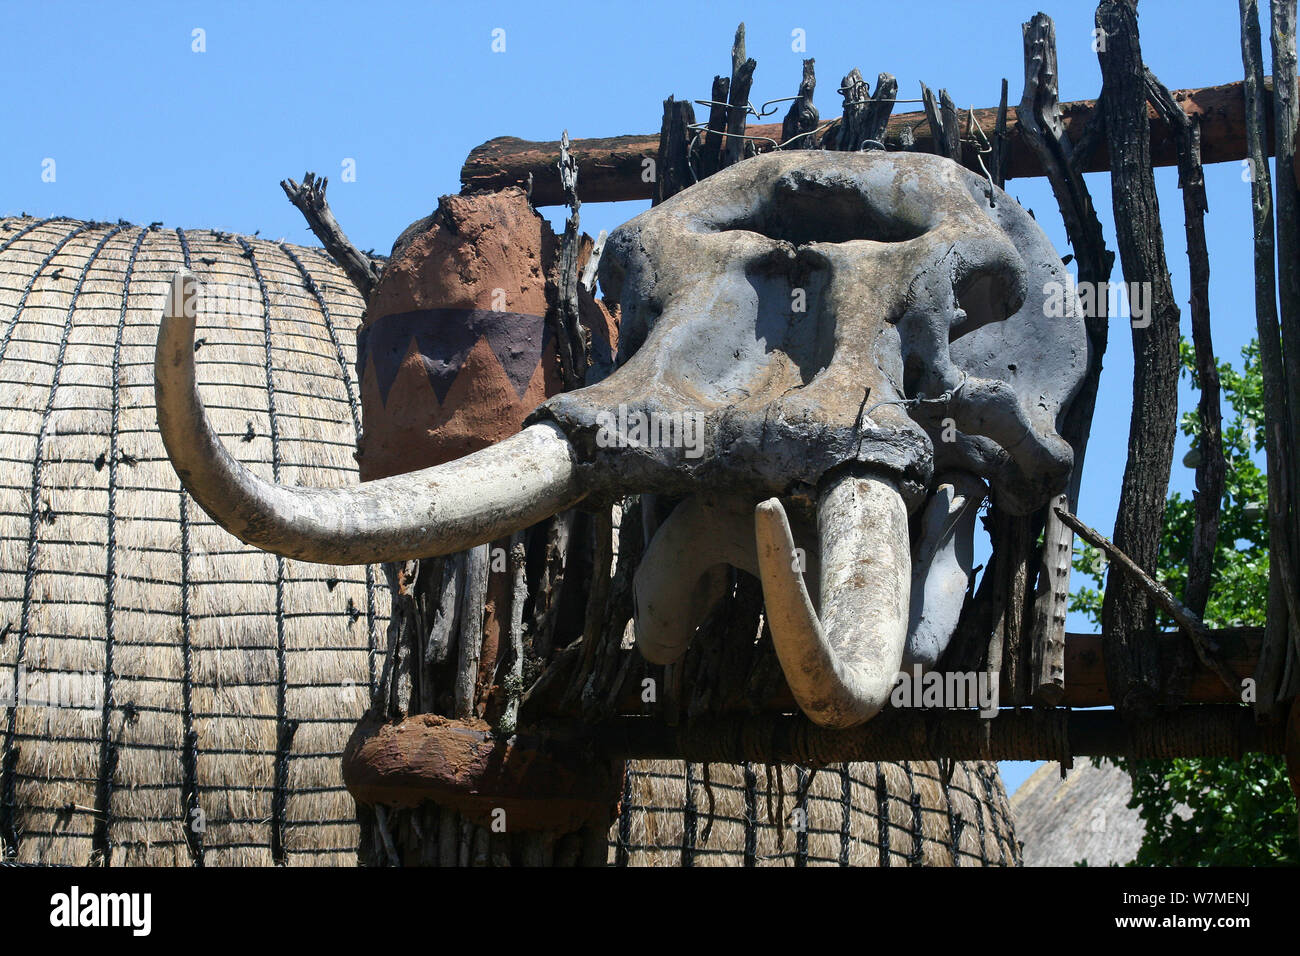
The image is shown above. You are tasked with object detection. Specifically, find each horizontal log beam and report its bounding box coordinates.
[590,628,1260,716]
[1061,628,1257,706]
[349,704,1282,806]
[462,78,1285,206]
[595,705,1284,764]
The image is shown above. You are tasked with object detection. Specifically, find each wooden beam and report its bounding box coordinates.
[346,703,1285,811]
[584,628,1260,716]
[461,77,1287,206]
[595,705,1284,763]
[1061,629,1257,707]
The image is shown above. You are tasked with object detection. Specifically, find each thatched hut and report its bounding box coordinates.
[0,215,1019,866]
[0,215,381,865]
[1011,759,1146,867]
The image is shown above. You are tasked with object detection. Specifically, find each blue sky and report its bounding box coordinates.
[3,1,1277,795]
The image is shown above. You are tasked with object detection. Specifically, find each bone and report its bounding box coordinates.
[155,270,586,564]
[551,150,1084,516]
[633,497,758,664]
[755,472,912,729]
[904,473,986,670]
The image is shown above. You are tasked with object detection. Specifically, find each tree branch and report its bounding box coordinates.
[1055,507,1238,694]
[554,131,589,389]
[280,172,381,300]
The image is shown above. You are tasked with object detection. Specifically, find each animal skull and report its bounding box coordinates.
[154,151,1086,729]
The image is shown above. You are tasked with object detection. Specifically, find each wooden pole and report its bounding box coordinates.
[1015,12,1116,706]
[1096,0,1183,721]
[991,78,1010,188]
[654,97,696,205]
[779,59,819,149]
[697,75,730,179]
[722,24,757,169]
[1271,0,1300,702]
[554,131,589,389]
[1241,0,1299,719]
[1144,70,1225,625]
[461,78,1289,205]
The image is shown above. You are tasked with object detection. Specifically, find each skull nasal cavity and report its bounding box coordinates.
[721,178,929,246]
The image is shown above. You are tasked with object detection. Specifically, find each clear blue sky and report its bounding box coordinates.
[3,0,1277,795]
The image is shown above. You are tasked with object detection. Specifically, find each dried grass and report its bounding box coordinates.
[0,218,383,866]
[616,759,1019,866]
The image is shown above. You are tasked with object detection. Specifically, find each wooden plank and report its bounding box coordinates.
[461,77,1287,205]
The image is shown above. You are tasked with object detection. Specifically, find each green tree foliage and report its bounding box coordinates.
[1071,339,1269,630]
[1070,339,1297,866]
[1118,754,1297,865]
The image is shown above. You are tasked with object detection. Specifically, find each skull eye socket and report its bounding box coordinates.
[902,353,926,401]
[709,172,930,246]
[951,273,1010,340]
[902,268,1023,400]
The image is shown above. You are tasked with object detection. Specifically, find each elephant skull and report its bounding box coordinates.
[154,151,1086,729]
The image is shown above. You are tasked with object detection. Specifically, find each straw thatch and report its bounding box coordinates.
[616,759,1017,866]
[0,216,383,865]
[1010,759,1147,866]
[0,216,1020,866]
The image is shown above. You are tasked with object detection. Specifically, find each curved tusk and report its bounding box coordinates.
[633,497,759,665]
[904,473,985,670]
[755,472,911,729]
[155,270,586,565]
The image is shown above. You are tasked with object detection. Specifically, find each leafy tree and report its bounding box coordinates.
[1069,338,1297,866]
[1118,753,1296,865]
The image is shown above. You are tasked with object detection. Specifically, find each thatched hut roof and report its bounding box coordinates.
[619,758,1018,866]
[1010,758,1146,866]
[0,216,384,865]
[0,215,1019,866]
